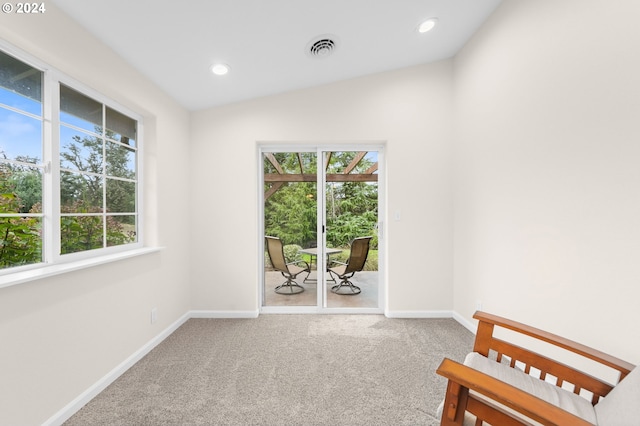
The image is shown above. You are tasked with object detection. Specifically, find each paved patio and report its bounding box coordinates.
[263,270,379,308]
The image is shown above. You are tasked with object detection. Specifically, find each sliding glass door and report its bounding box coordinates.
[263,151,318,307]
[261,146,382,312]
[323,151,379,309]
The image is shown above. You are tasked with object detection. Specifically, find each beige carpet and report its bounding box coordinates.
[65,315,474,426]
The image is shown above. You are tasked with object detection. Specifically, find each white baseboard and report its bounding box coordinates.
[43,312,190,426]
[385,310,453,318]
[452,310,477,333]
[190,309,259,318]
[384,309,477,335]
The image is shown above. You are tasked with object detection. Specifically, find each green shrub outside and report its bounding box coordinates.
[268,245,378,272]
[329,249,378,271]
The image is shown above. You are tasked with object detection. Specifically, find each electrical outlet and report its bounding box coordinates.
[151,308,158,324]
[475,300,483,311]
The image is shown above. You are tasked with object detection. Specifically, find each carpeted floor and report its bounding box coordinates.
[65,315,474,426]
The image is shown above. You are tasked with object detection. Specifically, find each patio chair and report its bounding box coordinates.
[265,236,311,294]
[328,236,372,295]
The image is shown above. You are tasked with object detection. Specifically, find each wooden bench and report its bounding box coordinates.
[436,311,636,425]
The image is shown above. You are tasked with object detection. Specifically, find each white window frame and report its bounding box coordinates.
[0,41,155,289]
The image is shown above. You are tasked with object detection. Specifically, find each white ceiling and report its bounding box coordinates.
[51,0,502,111]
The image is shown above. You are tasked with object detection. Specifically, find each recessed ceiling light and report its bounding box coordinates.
[418,18,438,33]
[211,63,230,76]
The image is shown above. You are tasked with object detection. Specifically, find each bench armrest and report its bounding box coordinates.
[473,311,635,376]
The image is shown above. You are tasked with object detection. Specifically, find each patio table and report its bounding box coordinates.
[298,247,342,283]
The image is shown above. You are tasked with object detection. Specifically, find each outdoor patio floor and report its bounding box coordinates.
[263,270,379,308]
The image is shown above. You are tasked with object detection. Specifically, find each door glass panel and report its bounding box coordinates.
[325,151,379,308]
[263,152,317,307]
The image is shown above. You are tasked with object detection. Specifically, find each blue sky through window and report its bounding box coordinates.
[365,151,378,173]
[0,89,42,162]
[0,87,41,115]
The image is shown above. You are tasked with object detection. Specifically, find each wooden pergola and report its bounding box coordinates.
[264,152,378,200]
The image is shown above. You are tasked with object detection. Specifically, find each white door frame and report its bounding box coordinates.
[258,142,386,314]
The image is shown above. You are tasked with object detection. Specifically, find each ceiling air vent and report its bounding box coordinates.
[306,35,338,58]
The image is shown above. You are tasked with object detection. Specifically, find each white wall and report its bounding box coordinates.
[189,62,455,315]
[453,0,640,363]
[4,0,640,423]
[0,5,191,425]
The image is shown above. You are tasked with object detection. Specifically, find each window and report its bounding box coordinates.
[59,85,138,254]
[0,47,142,274]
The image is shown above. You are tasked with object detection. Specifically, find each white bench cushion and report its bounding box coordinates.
[437,352,597,425]
[595,366,640,426]
[463,352,597,424]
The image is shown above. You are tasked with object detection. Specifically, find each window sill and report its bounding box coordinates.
[0,247,163,290]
